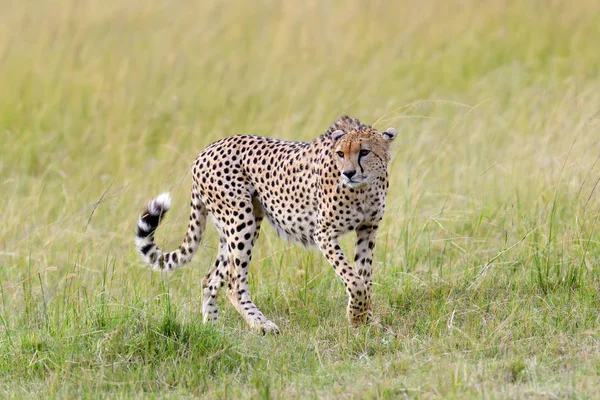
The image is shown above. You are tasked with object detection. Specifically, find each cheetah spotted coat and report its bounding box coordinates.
[135,116,397,333]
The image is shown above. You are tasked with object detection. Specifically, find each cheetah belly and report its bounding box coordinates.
[254,197,317,247]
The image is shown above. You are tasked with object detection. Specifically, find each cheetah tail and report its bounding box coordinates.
[135,191,207,272]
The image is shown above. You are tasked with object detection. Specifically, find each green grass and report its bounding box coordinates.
[1,0,600,398]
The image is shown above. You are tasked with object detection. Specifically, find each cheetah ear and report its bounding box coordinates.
[381,127,397,141]
[331,129,346,142]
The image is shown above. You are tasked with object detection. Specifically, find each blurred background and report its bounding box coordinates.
[1,0,600,397]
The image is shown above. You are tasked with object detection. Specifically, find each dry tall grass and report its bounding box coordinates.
[1,0,600,397]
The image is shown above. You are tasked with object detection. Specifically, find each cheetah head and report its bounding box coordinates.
[331,127,397,189]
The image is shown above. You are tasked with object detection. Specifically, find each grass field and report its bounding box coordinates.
[2,0,600,398]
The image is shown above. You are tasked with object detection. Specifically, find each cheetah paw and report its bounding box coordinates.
[367,315,383,330]
[249,318,280,335]
[347,308,368,327]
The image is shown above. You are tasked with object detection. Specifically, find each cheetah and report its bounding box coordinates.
[135,116,397,334]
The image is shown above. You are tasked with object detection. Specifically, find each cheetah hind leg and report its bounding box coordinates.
[224,210,279,334]
[201,237,228,324]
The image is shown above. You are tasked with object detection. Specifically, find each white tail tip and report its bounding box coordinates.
[150,192,171,213]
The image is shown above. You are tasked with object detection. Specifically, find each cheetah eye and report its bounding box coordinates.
[359,149,370,157]
[336,151,344,158]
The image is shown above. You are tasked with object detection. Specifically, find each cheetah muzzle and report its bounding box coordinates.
[135,115,398,334]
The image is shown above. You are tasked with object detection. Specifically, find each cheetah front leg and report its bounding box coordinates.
[355,224,379,323]
[315,231,369,326]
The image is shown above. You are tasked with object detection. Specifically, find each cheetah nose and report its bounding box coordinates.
[343,170,356,179]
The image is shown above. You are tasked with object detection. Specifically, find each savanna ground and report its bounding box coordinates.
[1,0,600,398]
